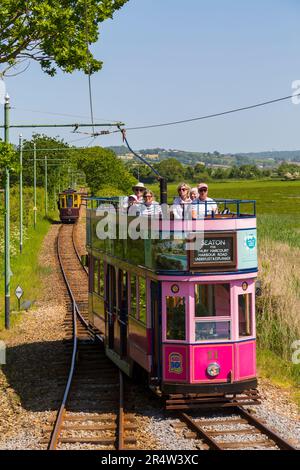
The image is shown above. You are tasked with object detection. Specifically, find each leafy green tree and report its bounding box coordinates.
[75,146,135,195]
[228,165,241,179]
[157,158,184,182]
[21,134,75,190]
[0,0,128,75]
[0,140,18,187]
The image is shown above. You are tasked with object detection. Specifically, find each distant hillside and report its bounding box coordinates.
[106,146,300,167]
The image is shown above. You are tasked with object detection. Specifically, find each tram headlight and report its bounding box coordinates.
[207,362,220,377]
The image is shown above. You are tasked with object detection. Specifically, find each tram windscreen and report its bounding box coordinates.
[195,321,230,341]
[67,195,73,207]
[195,284,230,317]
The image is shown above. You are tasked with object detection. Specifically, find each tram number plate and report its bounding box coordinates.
[188,232,237,269]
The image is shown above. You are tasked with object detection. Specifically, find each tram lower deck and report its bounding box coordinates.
[86,198,258,397]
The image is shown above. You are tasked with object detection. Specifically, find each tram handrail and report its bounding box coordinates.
[86,197,256,218]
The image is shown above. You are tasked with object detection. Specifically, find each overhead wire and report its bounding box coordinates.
[125,92,300,131]
[12,106,121,123]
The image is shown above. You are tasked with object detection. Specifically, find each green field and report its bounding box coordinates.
[148,179,300,214]
[147,179,300,248]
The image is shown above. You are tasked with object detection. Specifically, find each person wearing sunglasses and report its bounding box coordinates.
[122,182,146,211]
[192,182,218,217]
[140,190,162,217]
[172,183,191,219]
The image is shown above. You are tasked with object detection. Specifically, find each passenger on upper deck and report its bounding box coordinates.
[190,187,198,201]
[140,190,162,217]
[172,183,191,219]
[127,194,139,216]
[192,182,218,217]
[122,182,146,211]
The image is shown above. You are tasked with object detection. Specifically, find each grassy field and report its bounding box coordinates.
[148,178,300,214]
[148,179,300,246]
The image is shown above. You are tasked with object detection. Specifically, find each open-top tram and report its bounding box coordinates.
[86,198,259,407]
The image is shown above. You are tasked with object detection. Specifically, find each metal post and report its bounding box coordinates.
[44,155,48,216]
[19,134,23,253]
[58,168,61,193]
[53,185,57,211]
[33,143,37,228]
[4,94,10,329]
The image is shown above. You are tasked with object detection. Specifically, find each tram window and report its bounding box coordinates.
[99,259,104,297]
[238,294,252,337]
[139,278,147,324]
[60,197,66,208]
[130,274,137,318]
[195,284,230,317]
[119,270,128,311]
[67,195,73,208]
[166,296,186,341]
[93,258,99,294]
[74,194,78,207]
[195,321,230,341]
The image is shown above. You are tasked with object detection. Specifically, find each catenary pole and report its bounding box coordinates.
[33,143,37,229]
[44,155,48,216]
[4,94,10,329]
[19,134,23,253]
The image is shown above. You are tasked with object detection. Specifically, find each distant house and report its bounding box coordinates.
[118,154,134,161]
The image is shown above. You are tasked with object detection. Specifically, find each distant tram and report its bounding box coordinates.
[58,188,83,223]
[86,198,259,407]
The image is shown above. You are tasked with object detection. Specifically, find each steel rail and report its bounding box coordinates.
[237,407,298,451]
[49,224,79,450]
[72,205,104,343]
[117,371,125,450]
[179,408,298,451]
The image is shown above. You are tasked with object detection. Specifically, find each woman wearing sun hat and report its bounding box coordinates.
[132,182,146,202]
[122,182,146,211]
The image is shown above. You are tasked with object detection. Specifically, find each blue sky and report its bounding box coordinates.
[2,0,300,152]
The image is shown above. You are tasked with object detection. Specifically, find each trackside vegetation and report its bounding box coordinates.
[0,188,55,330]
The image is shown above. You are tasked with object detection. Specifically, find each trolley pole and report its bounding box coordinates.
[33,143,37,229]
[19,134,23,253]
[4,94,10,329]
[44,155,48,216]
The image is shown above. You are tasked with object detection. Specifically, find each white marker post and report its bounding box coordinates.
[15,285,23,311]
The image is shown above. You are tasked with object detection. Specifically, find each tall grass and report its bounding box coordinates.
[0,186,57,330]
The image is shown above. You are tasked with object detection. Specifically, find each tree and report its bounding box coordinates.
[75,146,135,195]
[0,0,128,76]
[21,134,75,190]
[157,158,184,182]
[0,140,18,187]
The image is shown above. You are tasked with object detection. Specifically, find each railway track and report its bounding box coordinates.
[43,217,137,450]
[172,407,297,450]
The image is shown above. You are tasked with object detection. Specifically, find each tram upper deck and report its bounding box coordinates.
[86,198,257,276]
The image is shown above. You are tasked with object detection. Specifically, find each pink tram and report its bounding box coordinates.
[86,198,258,406]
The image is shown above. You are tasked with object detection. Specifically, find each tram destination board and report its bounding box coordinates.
[188,231,237,270]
